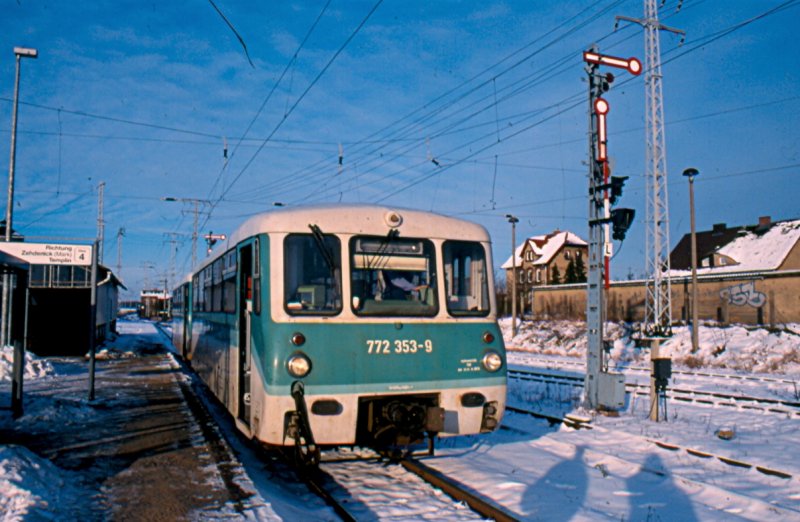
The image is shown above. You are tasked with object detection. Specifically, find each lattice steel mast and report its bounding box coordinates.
[616,0,684,337]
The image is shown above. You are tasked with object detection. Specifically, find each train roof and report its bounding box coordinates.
[195,204,491,272]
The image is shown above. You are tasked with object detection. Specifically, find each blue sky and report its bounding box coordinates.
[2,0,798,297]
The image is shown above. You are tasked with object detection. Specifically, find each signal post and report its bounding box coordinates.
[583,48,639,410]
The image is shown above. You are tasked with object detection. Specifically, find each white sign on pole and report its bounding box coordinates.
[0,242,93,266]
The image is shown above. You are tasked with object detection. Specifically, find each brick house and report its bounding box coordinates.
[669,216,800,272]
[501,230,588,288]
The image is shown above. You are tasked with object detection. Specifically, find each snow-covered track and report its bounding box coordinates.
[511,353,798,386]
[296,465,360,522]
[506,405,795,480]
[254,440,517,520]
[505,405,593,430]
[312,453,498,520]
[400,457,520,522]
[503,408,800,517]
[508,368,800,417]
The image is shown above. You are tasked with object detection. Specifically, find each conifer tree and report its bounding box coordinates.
[574,255,587,283]
[565,259,577,283]
[550,264,561,285]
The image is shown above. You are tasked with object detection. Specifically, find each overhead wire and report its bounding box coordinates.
[203,0,333,201]
[327,0,797,205]
[9,0,795,261]
[228,1,630,204]
[202,0,384,227]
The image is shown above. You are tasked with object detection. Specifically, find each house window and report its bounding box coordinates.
[527,269,533,283]
[518,270,525,284]
[526,251,534,261]
[536,269,541,283]
[565,250,571,260]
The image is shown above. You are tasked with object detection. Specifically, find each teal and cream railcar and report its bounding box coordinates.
[172,204,506,460]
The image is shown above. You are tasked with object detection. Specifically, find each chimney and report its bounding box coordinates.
[712,223,726,235]
[757,215,771,229]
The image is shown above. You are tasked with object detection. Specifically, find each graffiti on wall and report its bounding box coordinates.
[719,281,766,308]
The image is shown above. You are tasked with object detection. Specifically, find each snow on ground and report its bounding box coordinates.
[2,317,800,520]
[502,318,800,376]
[0,346,54,383]
[0,445,88,520]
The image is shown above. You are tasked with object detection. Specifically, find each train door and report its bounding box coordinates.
[182,284,190,358]
[237,243,253,425]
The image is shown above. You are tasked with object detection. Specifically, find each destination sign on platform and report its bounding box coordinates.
[0,242,93,266]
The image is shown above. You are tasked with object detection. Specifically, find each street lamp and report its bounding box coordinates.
[506,214,519,337]
[1,46,38,347]
[682,167,700,353]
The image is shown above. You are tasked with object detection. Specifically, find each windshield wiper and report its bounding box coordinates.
[367,228,399,269]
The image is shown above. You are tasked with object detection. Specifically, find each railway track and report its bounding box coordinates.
[508,368,800,417]
[501,407,800,518]
[303,451,522,521]
[509,352,798,386]
[505,405,795,480]
[400,457,519,522]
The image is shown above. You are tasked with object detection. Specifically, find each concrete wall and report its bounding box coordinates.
[531,271,800,326]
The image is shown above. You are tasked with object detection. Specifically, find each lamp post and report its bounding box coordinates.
[2,46,37,347]
[506,214,519,337]
[683,167,700,353]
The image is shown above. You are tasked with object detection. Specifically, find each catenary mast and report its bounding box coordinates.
[616,0,685,337]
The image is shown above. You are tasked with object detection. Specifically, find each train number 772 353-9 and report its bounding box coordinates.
[366,339,433,354]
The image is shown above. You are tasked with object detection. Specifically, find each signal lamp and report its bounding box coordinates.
[291,332,306,346]
[611,208,636,241]
[609,176,629,205]
[482,331,495,344]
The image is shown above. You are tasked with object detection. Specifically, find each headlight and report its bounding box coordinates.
[286,352,312,378]
[482,351,503,372]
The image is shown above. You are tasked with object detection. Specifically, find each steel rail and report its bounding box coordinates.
[505,405,794,481]
[509,352,797,385]
[508,368,800,416]
[400,458,521,522]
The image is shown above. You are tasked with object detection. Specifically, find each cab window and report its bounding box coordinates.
[284,234,342,315]
[443,241,490,316]
[350,235,437,317]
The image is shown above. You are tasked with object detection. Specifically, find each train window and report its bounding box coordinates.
[443,241,490,317]
[284,234,341,315]
[203,267,213,312]
[192,275,200,311]
[222,249,237,313]
[212,259,224,312]
[350,236,437,317]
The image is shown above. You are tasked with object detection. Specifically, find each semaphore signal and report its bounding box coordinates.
[582,51,642,76]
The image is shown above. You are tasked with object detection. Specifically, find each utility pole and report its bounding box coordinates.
[582,48,639,410]
[506,214,519,337]
[116,227,125,280]
[141,262,155,290]
[96,181,105,264]
[162,197,210,269]
[616,0,685,338]
[163,232,183,290]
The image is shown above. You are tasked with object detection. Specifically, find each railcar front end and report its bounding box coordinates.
[177,205,507,458]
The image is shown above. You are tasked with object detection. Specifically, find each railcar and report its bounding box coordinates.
[172,204,506,463]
